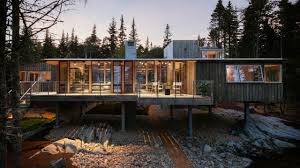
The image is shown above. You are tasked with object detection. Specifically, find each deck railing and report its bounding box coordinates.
[135,80,214,100]
[19,80,214,100]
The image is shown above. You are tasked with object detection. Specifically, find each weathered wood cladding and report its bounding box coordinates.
[196,60,284,103]
[173,40,200,58]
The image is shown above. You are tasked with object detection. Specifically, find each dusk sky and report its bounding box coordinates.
[49,0,250,46]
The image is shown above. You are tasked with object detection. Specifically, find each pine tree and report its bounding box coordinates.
[71,28,75,42]
[42,29,58,58]
[117,15,126,57]
[129,18,139,44]
[137,44,145,58]
[163,24,172,48]
[20,27,41,63]
[69,28,79,57]
[100,37,111,58]
[224,1,239,57]
[209,0,226,48]
[239,0,274,58]
[85,24,101,58]
[118,15,126,45]
[58,30,68,57]
[197,35,206,47]
[107,17,118,58]
[145,37,150,52]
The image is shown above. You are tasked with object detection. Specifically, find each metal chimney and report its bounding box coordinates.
[125,40,137,59]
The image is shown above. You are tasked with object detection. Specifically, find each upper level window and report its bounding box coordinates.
[226,65,263,82]
[202,50,224,58]
[264,64,281,82]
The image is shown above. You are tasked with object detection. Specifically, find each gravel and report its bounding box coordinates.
[71,144,173,168]
[42,123,174,168]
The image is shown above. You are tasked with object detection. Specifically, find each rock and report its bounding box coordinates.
[41,144,59,155]
[203,144,212,153]
[273,139,296,148]
[65,144,77,153]
[49,157,65,168]
[191,147,198,152]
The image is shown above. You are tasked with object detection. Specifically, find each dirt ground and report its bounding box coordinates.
[7,128,76,168]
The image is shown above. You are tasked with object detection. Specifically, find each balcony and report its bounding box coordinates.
[20,80,214,105]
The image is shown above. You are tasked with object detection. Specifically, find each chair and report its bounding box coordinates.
[152,82,163,93]
[173,82,182,95]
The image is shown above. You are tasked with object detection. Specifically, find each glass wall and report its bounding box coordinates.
[124,61,133,93]
[147,61,155,83]
[113,62,122,93]
[57,60,192,95]
[91,61,112,93]
[136,61,146,84]
[69,61,89,93]
[59,61,68,93]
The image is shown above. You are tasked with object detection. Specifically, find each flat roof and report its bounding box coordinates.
[44,58,285,61]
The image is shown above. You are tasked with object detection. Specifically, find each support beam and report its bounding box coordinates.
[244,102,250,127]
[187,106,193,137]
[170,105,174,120]
[55,102,60,128]
[125,102,136,130]
[208,106,212,115]
[121,103,125,131]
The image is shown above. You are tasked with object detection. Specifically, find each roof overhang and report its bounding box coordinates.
[44,58,286,62]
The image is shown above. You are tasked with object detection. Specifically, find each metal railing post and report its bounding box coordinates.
[100,82,102,96]
[193,81,195,99]
[30,82,32,97]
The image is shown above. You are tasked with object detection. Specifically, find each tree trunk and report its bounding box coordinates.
[0,0,8,167]
[11,0,22,167]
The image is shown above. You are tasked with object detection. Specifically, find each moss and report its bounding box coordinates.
[195,106,209,111]
[21,118,54,132]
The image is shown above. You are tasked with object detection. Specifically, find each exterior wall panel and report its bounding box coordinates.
[196,61,284,103]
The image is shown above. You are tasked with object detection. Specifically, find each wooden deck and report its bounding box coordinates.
[29,92,214,105]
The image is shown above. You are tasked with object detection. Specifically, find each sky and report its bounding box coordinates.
[48,0,249,46]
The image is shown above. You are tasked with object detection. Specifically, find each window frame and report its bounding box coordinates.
[226,64,264,83]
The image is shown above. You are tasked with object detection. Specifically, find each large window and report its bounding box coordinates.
[202,50,224,58]
[226,65,263,82]
[264,64,281,82]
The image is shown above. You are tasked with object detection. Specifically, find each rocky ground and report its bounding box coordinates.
[170,107,300,168]
[20,105,300,168]
[38,123,173,168]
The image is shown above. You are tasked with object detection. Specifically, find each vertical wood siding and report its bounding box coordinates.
[196,62,284,103]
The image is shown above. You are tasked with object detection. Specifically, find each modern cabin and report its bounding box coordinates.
[19,40,285,133]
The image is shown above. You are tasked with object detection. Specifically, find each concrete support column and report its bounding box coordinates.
[170,105,174,120]
[187,106,193,137]
[208,106,212,115]
[55,102,60,128]
[121,103,126,131]
[125,102,136,130]
[244,102,250,127]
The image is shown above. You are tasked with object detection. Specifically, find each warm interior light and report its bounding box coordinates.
[7,112,13,120]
